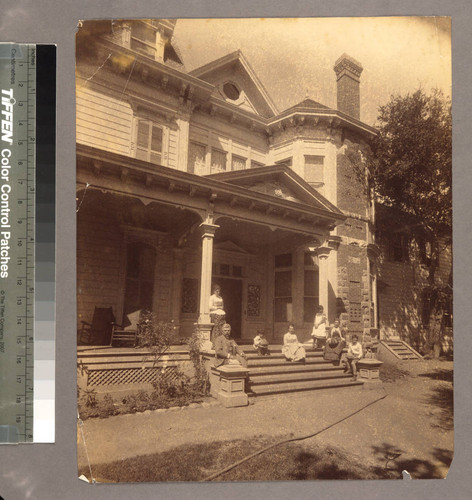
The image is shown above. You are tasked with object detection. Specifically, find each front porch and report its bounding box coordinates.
[77,145,346,347]
[77,343,364,398]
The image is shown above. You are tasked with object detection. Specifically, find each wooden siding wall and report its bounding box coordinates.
[76,84,133,156]
[77,208,123,329]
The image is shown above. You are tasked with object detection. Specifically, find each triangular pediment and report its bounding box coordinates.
[247,180,303,203]
[214,240,249,254]
[190,51,278,119]
[206,165,344,216]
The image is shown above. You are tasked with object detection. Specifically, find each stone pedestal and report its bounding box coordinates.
[211,365,250,407]
[357,358,383,389]
[195,322,214,352]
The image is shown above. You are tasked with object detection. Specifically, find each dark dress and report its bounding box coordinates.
[323,328,346,361]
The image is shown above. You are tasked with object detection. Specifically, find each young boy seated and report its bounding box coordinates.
[253,330,270,356]
[343,334,363,380]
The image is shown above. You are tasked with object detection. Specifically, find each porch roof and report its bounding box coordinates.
[77,144,346,234]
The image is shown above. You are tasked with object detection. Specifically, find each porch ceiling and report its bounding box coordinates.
[213,216,318,254]
[77,144,345,238]
[76,189,201,244]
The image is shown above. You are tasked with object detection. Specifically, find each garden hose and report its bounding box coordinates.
[201,387,388,482]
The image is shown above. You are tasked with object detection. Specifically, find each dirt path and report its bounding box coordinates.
[78,359,453,479]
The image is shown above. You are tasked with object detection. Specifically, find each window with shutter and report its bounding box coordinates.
[231,155,246,171]
[211,149,227,173]
[187,141,206,174]
[135,119,163,165]
[130,23,157,59]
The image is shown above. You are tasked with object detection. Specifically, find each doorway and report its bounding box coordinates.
[218,278,243,338]
[123,242,156,325]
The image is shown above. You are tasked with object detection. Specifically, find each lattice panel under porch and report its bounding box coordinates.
[88,366,179,387]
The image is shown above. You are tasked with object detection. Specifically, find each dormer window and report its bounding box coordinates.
[223,82,241,101]
[130,23,157,59]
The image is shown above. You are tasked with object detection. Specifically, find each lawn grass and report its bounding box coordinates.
[79,436,396,482]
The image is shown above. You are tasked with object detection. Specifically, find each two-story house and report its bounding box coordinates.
[76,19,379,346]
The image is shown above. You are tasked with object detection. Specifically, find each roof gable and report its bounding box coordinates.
[206,164,343,216]
[190,51,278,118]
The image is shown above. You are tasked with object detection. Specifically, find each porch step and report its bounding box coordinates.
[248,377,363,397]
[248,359,337,370]
[380,340,423,360]
[249,370,352,385]
[241,342,362,397]
[249,364,343,376]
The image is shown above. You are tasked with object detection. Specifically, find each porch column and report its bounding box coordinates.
[310,244,332,319]
[198,221,219,325]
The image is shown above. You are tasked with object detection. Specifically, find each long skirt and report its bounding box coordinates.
[282,343,306,362]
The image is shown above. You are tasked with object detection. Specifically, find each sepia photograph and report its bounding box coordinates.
[75,17,452,482]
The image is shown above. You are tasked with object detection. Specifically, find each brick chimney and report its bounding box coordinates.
[334,54,363,120]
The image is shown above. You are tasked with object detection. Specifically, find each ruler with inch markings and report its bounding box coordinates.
[0,43,37,443]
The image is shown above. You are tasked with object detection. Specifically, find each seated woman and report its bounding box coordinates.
[323,319,346,363]
[209,284,226,345]
[282,324,306,363]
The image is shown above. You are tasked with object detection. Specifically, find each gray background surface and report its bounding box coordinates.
[0,1,469,498]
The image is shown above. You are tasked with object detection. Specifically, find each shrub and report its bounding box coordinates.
[187,329,210,396]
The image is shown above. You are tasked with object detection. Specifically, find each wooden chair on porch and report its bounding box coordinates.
[78,307,115,345]
[110,309,141,347]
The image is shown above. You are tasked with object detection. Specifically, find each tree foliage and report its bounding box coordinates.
[370,89,451,238]
[356,89,452,355]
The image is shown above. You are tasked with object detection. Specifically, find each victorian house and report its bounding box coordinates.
[76,19,380,348]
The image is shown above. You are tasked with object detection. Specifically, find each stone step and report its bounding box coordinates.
[245,349,323,356]
[247,352,331,361]
[249,370,350,386]
[248,359,338,370]
[249,364,343,376]
[248,378,363,397]
[248,361,343,373]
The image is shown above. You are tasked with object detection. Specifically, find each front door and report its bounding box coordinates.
[219,278,243,339]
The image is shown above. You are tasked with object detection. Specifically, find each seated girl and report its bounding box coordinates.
[253,330,270,356]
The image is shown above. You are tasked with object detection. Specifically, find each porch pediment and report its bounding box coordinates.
[206,164,343,216]
[214,240,249,254]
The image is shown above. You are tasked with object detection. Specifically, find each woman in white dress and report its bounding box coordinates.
[282,324,306,362]
[209,284,226,345]
[311,305,327,349]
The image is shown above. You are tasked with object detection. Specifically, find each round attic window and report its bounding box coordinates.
[223,82,240,101]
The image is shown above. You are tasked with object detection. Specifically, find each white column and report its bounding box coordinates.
[198,222,219,324]
[312,245,332,319]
